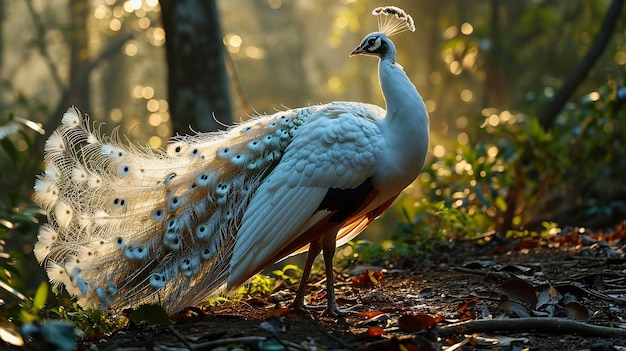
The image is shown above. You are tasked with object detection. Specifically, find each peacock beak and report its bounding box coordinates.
[350,46,367,56]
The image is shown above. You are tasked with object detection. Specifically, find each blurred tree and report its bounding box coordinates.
[160,0,232,133]
[539,0,623,130]
[68,0,90,113]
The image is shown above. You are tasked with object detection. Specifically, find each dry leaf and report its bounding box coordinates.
[499,276,538,306]
[565,301,590,321]
[398,314,443,332]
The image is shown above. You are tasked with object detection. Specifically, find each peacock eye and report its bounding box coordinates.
[368,38,377,45]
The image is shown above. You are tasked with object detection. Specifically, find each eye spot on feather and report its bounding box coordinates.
[132,245,147,259]
[201,245,216,260]
[118,165,131,177]
[115,237,125,249]
[163,231,181,250]
[168,195,186,211]
[190,149,199,157]
[197,172,216,187]
[216,182,230,195]
[113,198,127,208]
[217,147,232,159]
[165,173,176,184]
[150,273,166,288]
[196,224,208,239]
[247,159,258,170]
[151,209,164,220]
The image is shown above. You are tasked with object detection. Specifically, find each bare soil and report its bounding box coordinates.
[77,228,626,351]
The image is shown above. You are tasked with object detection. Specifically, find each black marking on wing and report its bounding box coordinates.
[317,177,374,222]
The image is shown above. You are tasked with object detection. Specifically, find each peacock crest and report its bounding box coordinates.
[373,6,415,37]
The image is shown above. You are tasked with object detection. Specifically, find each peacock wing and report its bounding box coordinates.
[228,104,384,287]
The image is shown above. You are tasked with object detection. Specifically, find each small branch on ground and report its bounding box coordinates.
[436,317,626,338]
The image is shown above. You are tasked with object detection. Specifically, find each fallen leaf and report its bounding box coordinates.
[246,297,268,306]
[266,307,290,318]
[499,299,531,318]
[565,301,590,321]
[608,225,626,241]
[398,314,443,332]
[352,269,384,286]
[536,285,560,310]
[456,296,479,320]
[499,276,538,306]
[365,327,386,337]
[516,239,538,250]
[456,296,479,313]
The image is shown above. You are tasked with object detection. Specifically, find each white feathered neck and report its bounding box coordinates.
[373,34,430,197]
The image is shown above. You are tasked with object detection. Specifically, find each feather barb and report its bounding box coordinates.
[373,6,415,37]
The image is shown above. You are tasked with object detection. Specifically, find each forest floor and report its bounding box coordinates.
[76,226,626,351]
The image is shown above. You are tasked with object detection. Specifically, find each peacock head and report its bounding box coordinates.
[350,6,415,60]
[350,33,395,59]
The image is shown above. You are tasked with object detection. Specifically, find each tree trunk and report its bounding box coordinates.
[538,0,624,131]
[483,0,506,108]
[160,0,232,133]
[67,0,90,112]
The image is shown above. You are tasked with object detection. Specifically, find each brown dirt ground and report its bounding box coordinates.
[76,229,626,351]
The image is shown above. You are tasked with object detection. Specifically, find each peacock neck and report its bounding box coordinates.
[375,53,430,188]
[378,56,429,139]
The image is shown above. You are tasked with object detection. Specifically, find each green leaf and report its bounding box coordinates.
[495,196,508,212]
[19,309,38,324]
[32,281,48,311]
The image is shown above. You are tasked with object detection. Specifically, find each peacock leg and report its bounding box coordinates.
[289,240,321,313]
[322,231,341,317]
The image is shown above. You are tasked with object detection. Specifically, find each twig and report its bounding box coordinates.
[167,325,194,351]
[451,266,510,280]
[435,317,626,338]
[309,313,359,351]
[445,336,472,351]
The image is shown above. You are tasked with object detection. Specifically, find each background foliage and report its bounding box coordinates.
[0,0,624,345]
